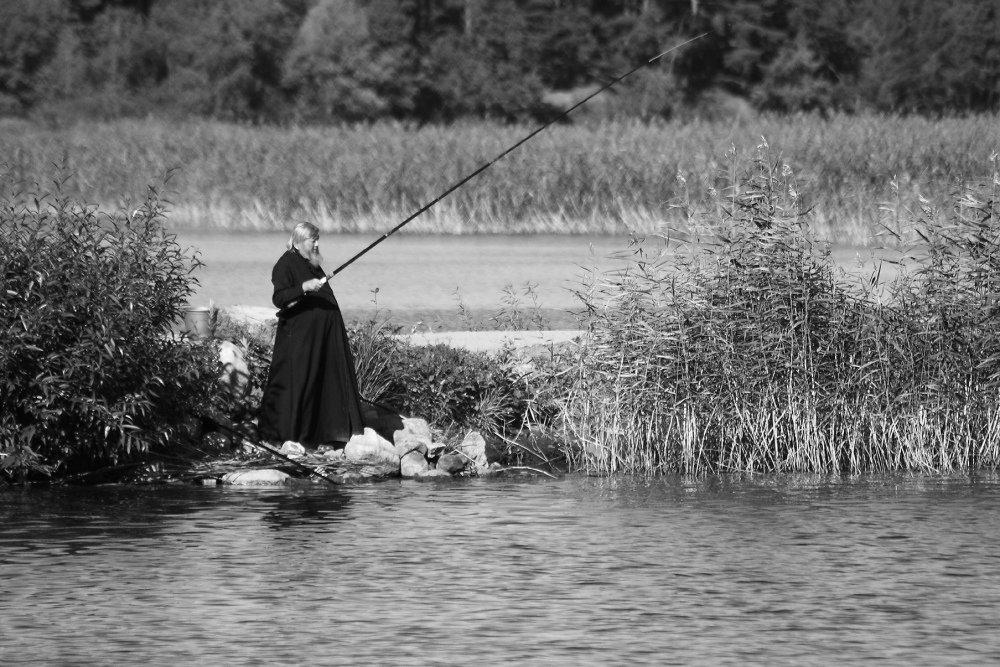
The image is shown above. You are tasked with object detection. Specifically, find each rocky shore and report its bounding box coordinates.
[192,418,561,486]
[187,307,574,486]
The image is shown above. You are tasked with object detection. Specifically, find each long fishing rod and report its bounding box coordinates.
[322,30,712,282]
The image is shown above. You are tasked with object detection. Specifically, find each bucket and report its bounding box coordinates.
[181,307,213,339]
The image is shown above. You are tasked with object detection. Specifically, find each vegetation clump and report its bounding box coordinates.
[8,143,1000,483]
[563,145,1000,474]
[3,115,998,244]
[0,173,218,482]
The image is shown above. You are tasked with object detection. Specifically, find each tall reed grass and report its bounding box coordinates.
[2,114,997,243]
[560,143,1000,474]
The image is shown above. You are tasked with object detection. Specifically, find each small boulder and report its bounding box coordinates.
[394,431,430,458]
[346,428,398,465]
[436,453,466,474]
[218,340,250,398]
[401,417,433,440]
[414,468,453,480]
[320,448,345,461]
[400,450,431,477]
[358,460,401,479]
[393,418,434,457]
[459,431,488,467]
[280,441,306,457]
[222,469,291,486]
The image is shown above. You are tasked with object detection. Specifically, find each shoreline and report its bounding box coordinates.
[222,305,585,352]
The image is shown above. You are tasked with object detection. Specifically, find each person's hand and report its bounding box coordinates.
[302,278,325,293]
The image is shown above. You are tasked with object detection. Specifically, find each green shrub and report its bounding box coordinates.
[383,343,528,438]
[0,173,218,481]
[347,314,403,405]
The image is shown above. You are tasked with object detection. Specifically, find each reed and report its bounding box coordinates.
[1,114,997,243]
[561,144,1000,474]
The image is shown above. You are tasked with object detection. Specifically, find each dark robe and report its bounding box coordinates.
[258,249,365,447]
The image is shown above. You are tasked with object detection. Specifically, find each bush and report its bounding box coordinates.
[382,343,528,439]
[0,172,218,481]
[566,143,1000,474]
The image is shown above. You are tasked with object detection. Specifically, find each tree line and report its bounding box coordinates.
[1,0,997,124]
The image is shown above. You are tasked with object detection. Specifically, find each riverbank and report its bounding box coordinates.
[223,305,585,352]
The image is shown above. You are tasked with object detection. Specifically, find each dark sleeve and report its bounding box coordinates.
[271,254,305,309]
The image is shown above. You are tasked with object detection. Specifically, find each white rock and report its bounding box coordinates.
[218,340,250,398]
[401,417,433,440]
[400,450,430,477]
[393,431,430,458]
[345,427,398,464]
[280,441,306,457]
[222,469,291,486]
[459,431,488,467]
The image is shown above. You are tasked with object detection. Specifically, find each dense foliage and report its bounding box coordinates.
[0,0,996,124]
[383,343,529,437]
[4,114,998,242]
[564,146,1000,474]
[0,174,218,481]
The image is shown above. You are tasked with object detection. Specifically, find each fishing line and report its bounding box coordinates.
[323,30,712,282]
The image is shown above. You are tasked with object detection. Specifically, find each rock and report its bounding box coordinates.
[218,340,250,398]
[414,468,453,480]
[358,460,402,479]
[436,453,466,474]
[459,431,488,467]
[362,400,404,443]
[400,450,431,477]
[222,469,291,486]
[393,418,433,457]
[280,441,306,457]
[427,442,447,457]
[401,417,433,441]
[346,427,398,465]
[394,431,430,458]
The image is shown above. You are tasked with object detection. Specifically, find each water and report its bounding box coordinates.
[177,232,629,328]
[176,232,897,329]
[3,474,999,666]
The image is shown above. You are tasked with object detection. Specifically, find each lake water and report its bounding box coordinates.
[177,232,896,330]
[177,232,628,329]
[3,473,999,666]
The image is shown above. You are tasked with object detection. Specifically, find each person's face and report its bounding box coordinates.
[297,235,319,256]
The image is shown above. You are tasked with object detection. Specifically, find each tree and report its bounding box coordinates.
[0,0,67,113]
[284,0,396,122]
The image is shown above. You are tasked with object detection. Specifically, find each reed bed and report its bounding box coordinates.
[559,143,1000,474]
[2,114,998,243]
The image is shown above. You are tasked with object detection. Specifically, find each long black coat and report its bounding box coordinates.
[258,249,364,446]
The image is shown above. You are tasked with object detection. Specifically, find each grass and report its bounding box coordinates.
[1,113,998,243]
[555,143,1000,474]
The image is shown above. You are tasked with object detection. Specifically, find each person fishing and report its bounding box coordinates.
[258,222,365,449]
[255,33,709,452]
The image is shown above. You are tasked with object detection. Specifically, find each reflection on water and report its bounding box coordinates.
[3,474,1000,666]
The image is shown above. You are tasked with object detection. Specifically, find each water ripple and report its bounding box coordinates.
[2,474,999,666]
